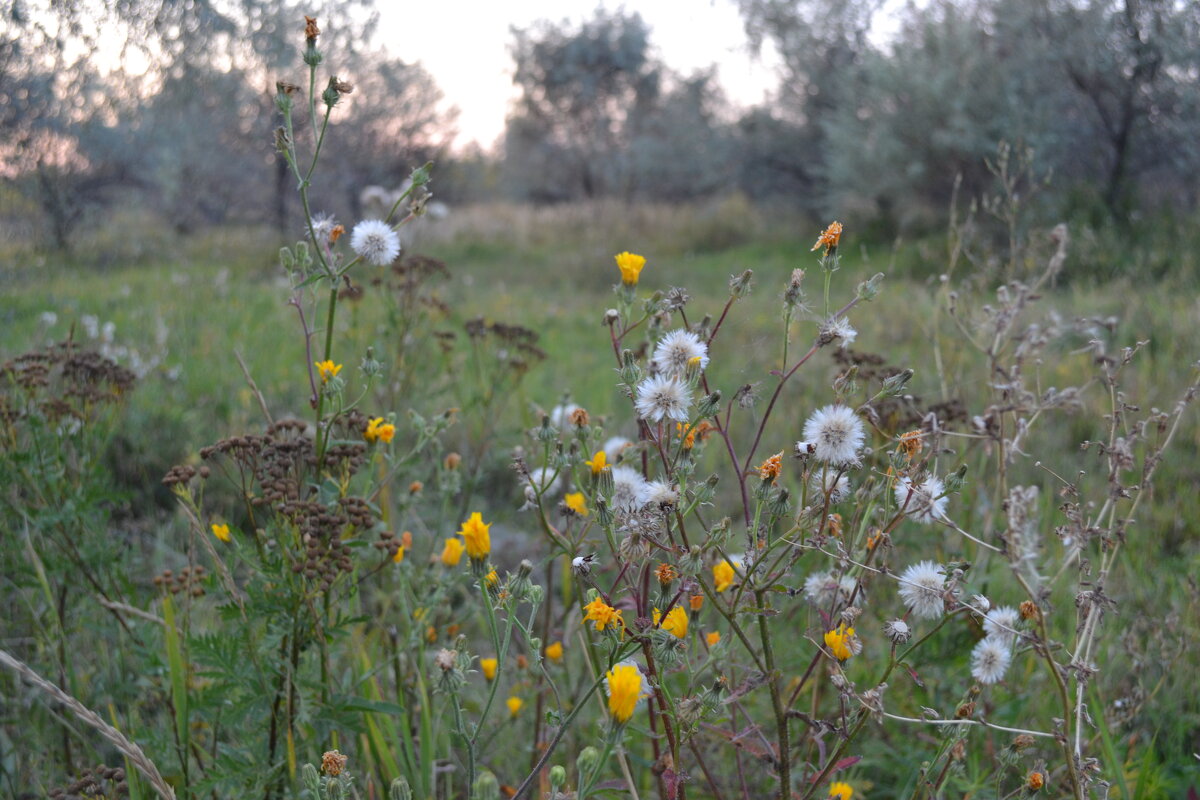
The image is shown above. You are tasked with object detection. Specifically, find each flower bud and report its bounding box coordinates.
[549,765,567,790]
[576,746,601,776]
[696,390,722,419]
[389,777,413,800]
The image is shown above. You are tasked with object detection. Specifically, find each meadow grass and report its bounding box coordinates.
[3,206,1199,797]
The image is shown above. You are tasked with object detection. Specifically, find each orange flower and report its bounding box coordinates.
[811,221,844,254]
[758,451,783,482]
[582,597,624,633]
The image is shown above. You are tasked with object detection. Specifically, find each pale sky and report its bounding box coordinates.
[375,0,782,150]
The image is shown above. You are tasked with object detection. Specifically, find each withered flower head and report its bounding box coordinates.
[321,750,347,776]
[304,15,320,41]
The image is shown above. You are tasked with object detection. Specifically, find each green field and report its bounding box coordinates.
[3,207,1199,798]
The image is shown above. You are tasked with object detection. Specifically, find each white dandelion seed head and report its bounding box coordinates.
[802,405,866,466]
[549,402,580,429]
[611,466,649,514]
[528,466,561,497]
[894,475,949,524]
[983,606,1021,642]
[635,374,692,423]
[970,636,1013,684]
[821,316,858,348]
[642,480,679,511]
[840,575,864,605]
[897,560,948,620]
[310,212,337,242]
[809,469,851,503]
[603,436,633,463]
[803,570,838,605]
[884,618,912,644]
[970,595,991,614]
[652,329,709,378]
[39,311,58,327]
[350,219,401,266]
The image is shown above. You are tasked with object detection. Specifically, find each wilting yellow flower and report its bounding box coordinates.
[458,512,491,560]
[315,359,342,383]
[706,631,721,647]
[321,749,348,776]
[480,658,498,681]
[653,606,689,638]
[440,537,465,566]
[614,251,646,286]
[545,641,564,663]
[425,625,437,643]
[713,560,736,593]
[585,450,608,474]
[211,523,231,542]
[506,696,523,717]
[605,662,644,723]
[811,221,844,254]
[364,417,396,443]
[689,594,704,611]
[582,597,624,633]
[485,568,499,588]
[824,624,857,661]
[564,492,588,516]
[392,545,405,564]
[828,781,854,800]
[758,451,783,482]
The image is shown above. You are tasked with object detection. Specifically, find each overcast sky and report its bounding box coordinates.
[376,0,782,149]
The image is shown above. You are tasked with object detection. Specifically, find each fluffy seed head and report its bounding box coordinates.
[610,466,649,514]
[635,375,692,423]
[350,219,401,266]
[653,329,709,377]
[983,605,1021,642]
[894,475,949,523]
[970,636,1013,684]
[897,560,948,619]
[803,405,866,465]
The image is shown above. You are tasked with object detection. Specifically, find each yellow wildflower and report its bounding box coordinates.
[506,696,523,717]
[458,512,491,560]
[585,450,608,474]
[315,359,342,383]
[824,624,857,661]
[653,606,688,638]
[545,641,564,663]
[392,545,405,564]
[676,422,696,449]
[485,568,499,588]
[614,251,646,286]
[211,523,231,542]
[364,417,395,444]
[811,221,844,254]
[713,560,736,593]
[605,662,644,723]
[706,631,721,647]
[480,658,498,681]
[828,782,854,800]
[582,597,624,633]
[440,537,464,567]
[564,492,588,516]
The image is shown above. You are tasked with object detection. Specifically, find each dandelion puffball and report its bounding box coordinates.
[897,560,947,620]
[652,329,709,377]
[350,219,401,266]
[635,374,692,423]
[802,405,865,465]
[894,475,949,524]
[970,636,1013,684]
